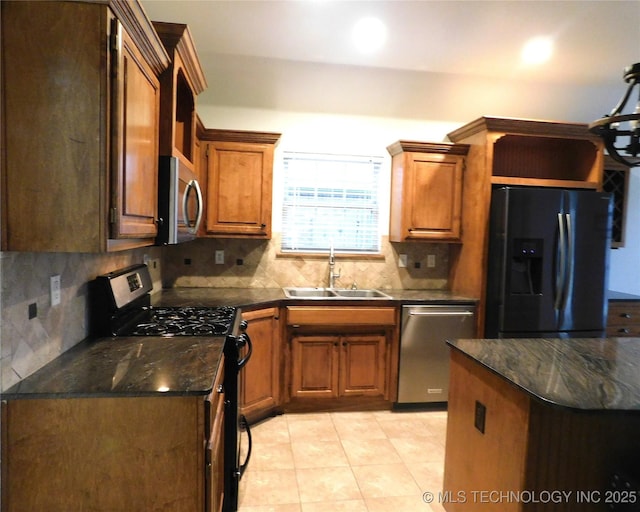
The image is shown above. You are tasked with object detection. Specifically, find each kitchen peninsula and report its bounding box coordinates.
[443,337,640,512]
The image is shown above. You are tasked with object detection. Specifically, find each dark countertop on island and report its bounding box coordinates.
[609,290,640,301]
[448,337,640,412]
[3,336,225,399]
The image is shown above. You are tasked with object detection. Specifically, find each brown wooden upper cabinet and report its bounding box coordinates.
[387,141,469,242]
[1,1,169,252]
[201,130,281,239]
[152,22,207,165]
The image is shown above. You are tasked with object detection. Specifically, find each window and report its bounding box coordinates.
[281,152,382,254]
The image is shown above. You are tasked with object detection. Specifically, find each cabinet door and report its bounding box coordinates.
[290,335,339,398]
[241,308,281,423]
[206,388,225,512]
[405,153,463,240]
[205,141,273,238]
[110,19,160,242]
[339,334,387,397]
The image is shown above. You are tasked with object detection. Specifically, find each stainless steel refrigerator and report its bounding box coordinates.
[485,187,612,338]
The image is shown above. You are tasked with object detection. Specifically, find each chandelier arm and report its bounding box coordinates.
[609,79,637,117]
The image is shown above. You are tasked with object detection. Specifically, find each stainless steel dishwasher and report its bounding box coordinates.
[396,304,476,405]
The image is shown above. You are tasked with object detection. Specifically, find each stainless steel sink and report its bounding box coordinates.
[283,287,338,298]
[283,287,391,299]
[332,289,391,298]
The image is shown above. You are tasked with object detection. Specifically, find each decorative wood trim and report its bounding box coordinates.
[447,116,602,142]
[152,22,207,94]
[200,129,282,145]
[386,140,470,157]
[105,0,170,74]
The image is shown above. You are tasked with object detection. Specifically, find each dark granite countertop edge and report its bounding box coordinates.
[447,339,640,414]
[2,336,225,400]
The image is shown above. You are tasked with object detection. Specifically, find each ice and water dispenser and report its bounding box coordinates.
[510,238,543,295]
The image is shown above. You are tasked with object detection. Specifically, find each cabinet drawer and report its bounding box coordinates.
[606,325,640,337]
[607,301,640,337]
[607,302,640,325]
[286,306,396,326]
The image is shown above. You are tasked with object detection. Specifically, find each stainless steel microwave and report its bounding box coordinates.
[156,155,203,245]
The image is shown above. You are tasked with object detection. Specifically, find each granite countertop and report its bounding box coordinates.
[154,287,477,308]
[2,336,225,399]
[609,290,640,301]
[448,337,640,411]
[4,287,475,400]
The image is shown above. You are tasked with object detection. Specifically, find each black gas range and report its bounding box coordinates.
[90,264,238,338]
[90,263,251,512]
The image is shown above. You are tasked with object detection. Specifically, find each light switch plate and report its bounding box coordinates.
[215,250,225,264]
[50,275,61,306]
[427,254,436,268]
[399,254,408,268]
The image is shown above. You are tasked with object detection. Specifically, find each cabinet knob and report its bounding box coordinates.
[621,313,632,318]
[618,328,630,334]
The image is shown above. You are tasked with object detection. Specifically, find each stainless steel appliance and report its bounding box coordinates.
[396,304,476,406]
[90,264,251,512]
[485,187,612,338]
[156,155,203,245]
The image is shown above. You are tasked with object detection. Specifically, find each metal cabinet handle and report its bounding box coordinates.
[621,313,632,318]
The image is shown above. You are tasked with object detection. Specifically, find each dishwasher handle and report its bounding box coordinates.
[407,311,475,317]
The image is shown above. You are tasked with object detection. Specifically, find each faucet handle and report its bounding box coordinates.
[351,281,357,290]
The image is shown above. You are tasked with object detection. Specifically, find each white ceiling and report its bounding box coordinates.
[141,0,640,122]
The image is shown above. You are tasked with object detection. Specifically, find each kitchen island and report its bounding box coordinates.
[443,337,640,512]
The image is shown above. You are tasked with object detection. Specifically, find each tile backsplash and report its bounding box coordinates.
[1,234,449,390]
[1,248,162,390]
[162,234,449,291]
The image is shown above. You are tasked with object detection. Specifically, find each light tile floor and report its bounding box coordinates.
[238,410,448,512]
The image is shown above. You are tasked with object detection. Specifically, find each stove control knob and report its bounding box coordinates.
[240,320,248,332]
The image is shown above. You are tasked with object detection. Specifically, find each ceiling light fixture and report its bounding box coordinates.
[521,36,553,66]
[589,63,640,167]
[352,17,387,54]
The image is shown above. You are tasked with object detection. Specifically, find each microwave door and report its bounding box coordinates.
[157,156,202,245]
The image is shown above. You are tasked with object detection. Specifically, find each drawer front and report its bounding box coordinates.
[607,325,640,337]
[286,306,396,326]
[607,301,640,337]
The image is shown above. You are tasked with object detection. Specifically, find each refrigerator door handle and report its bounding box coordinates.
[554,213,567,311]
[562,213,574,312]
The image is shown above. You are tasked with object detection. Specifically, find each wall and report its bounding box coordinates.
[0,249,162,390]
[164,108,465,290]
[3,107,640,392]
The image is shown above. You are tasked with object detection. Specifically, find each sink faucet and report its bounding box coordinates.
[328,242,341,289]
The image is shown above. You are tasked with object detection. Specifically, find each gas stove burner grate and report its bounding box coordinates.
[132,320,231,337]
[114,305,237,337]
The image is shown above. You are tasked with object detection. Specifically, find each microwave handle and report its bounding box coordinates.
[183,179,204,233]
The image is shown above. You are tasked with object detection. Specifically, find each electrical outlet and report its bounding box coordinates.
[427,254,436,268]
[398,254,408,268]
[215,250,225,264]
[50,275,61,306]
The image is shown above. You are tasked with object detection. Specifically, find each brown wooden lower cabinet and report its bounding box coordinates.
[2,389,224,512]
[285,306,398,412]
[241,307,282,424]
[291,334,387,399]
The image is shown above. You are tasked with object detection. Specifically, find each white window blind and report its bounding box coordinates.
[281,152,382,254]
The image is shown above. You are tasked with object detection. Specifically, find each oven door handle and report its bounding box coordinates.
[238,414,252,480]
[237,333,252,369]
